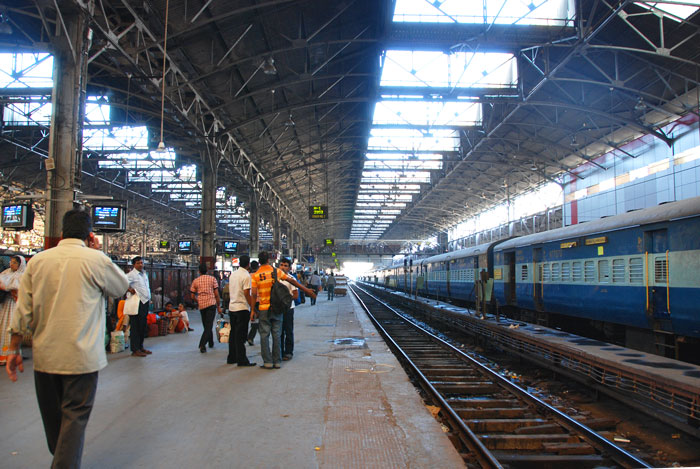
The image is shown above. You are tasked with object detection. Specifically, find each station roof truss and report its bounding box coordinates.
[1,1,700,245]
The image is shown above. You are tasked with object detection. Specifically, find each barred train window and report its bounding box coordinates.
[538,264,543,282]
[572,261,583,282]
[561,262,571,282]
[629,257,643,284]
[543,263,551,282]
[612,259,625,283]
[551,263,560,282]
[466,269,475,282]
[598,259,610,283]
[655,257,668,283]
[521,264,528,281]
[584,261,595,282]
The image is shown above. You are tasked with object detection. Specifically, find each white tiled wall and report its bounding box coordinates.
[564,122,700,225]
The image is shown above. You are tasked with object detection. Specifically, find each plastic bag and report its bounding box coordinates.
[124,294,140,316]
[109,330,125,353]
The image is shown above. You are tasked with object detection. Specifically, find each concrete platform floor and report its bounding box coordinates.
[1,291,465,468]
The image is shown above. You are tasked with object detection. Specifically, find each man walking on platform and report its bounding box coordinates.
[127,256,152,357]
[326,272,336,301]
[191,264,222,353]
[308,271,321,305]
[5,208,129,468]
[251,252,315,369]
[227,255,255,367]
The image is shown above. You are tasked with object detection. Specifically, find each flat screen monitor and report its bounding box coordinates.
[223,241,238,254]
[158,240,170,250]
[1,204,34,231]
[92,205,126,232]
[178,240,192,253]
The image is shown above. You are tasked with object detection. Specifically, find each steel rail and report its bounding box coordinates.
[350,285,503,469]
[351,284,652,469]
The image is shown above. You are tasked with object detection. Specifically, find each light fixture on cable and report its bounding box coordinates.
[156,0,170,153]
[262,57,277,75]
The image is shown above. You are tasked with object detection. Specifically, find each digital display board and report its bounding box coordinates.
[223,241,238,254]
[178,240,192,253]
[1,204,34,231]
[159,240,170,249]
[92,205,126,232]
[324,238,334,246]
[308,205,328,219]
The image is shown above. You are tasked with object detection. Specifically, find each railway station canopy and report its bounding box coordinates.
[1,0,700,249]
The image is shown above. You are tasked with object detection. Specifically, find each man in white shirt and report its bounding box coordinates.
[278,258,299,361]
[126,256,152,357]
[227,254,256,366]
[5,208,129,468]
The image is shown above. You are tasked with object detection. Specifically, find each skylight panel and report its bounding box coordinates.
[363,160,442,171]
[86,126,149,151]
[366,153,441,161]
[392,0,575,27]
[0,53,54,88]
[361,170,432,184]
[635,1,700,20]
[373,100,482,127]
[381,51,517,89]
[3,99,52,125]
[368,128,459,152]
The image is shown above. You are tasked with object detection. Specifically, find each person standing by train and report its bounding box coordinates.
[326,272,336,301]
[5,208,129,468]
[247,260,260,346]
[126,256,152,357]
[190,263,222,353]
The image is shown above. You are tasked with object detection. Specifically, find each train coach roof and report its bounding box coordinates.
[418,242,494,265]
[495,196,700,251]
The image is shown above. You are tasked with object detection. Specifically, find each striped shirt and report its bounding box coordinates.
[250,265,289,312]
[190,274,219,309]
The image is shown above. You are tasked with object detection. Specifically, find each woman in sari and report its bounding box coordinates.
[0,255,26,365]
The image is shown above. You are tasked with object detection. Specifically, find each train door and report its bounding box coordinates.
[505,251,516,304]
[446,260,451,298]
[645,229,669,318]
[533,247,544,310]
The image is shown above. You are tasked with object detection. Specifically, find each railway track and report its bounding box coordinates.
[350,284,650,469]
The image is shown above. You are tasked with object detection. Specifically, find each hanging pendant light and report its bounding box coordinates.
[156,0,170,153]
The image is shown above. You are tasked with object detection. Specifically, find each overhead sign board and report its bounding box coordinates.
[325,238,334,246]
[309,205,328,219]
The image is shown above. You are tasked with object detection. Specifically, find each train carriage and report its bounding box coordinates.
[493,197,700,350]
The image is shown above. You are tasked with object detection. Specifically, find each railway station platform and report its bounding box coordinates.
[0,291,465,468]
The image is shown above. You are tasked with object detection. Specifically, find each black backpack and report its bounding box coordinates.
[269,268,292,314]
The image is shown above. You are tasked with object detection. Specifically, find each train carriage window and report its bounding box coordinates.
[466,269,475,282]
[598,259,610,283]
[561,262,571,282]
[629,257,643,284]
[520,264,528,281]
[654,257,668,283]
[551,263,560,282]
[538,264,544,282]
[612,259,625,283]
[584,261,595,282]
[572,261,583,282]
[543,263,551,282]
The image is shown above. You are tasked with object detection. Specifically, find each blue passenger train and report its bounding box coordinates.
[363,196,700,360]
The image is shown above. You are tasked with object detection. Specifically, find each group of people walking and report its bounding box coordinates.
[2,206,337,468]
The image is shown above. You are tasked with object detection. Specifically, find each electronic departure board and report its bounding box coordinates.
[92,205,126,232]
[1,204,34,231]
[308,205,328,219]
[324,238,334,246]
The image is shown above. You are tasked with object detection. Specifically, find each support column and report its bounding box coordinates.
[438,231,448,253]
[200,156,217,270]
[44,7,90,249]
[273,212,282,257]
[249,194,259,258]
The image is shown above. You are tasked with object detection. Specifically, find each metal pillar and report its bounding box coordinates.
[249,194,259,258]
[44,7,90,248]
[200,156,217,270]
[273,212,282,257]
